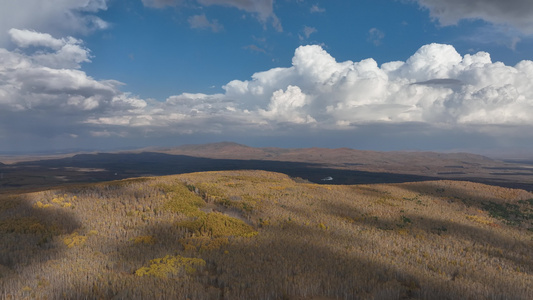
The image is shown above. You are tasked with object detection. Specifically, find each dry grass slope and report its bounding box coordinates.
[1,170,532,299]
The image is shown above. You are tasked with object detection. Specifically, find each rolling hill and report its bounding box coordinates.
[1,170,532,299]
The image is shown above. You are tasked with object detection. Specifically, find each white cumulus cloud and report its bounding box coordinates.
[0,29,145,142]
[217,43,533,129]
[9,29,92,69]
[260,85,316,124]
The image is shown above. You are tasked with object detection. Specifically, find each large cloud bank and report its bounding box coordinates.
[2,29,533,150]
[170,42,533,128]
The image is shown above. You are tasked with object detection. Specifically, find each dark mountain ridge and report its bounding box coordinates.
[1,142,533,191]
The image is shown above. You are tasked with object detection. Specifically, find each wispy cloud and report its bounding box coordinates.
[367,28,385,46]
[139,0,283,32]
[197,0,282,31]
[310,4,325,13]
[188,14,224,32]
[414,0,533,35]
[244,44,267,54]
[300,26,317,40]
[461,24,525,50]
[141,0,181,9]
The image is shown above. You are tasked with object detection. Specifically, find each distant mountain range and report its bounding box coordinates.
[139,142,499,176]
[143,141,493,165]
[2,142,533,191]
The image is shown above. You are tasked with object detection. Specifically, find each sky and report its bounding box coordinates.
[2,0,533,155]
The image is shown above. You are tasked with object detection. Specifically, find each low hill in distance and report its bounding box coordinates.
[1,142,533,191]
[1,170,532,299]
[146,142,502,177]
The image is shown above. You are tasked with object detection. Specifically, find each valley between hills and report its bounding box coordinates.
[1,143,533,299]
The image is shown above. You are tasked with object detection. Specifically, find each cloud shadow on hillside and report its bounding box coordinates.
[0,194,81,284]
[59,215,530,299]
[315,198,533,276]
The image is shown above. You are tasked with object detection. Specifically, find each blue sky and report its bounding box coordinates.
[2,0,533,155]
[82,0,531,99]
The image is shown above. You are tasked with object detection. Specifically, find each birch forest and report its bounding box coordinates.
[1,170,533,299]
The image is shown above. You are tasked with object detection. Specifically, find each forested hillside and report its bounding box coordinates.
[1,170,532,299]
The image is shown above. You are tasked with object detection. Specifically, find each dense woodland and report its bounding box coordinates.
[1,170,533,299]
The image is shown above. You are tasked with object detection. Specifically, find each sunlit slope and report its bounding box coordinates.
[1,170,532,299]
